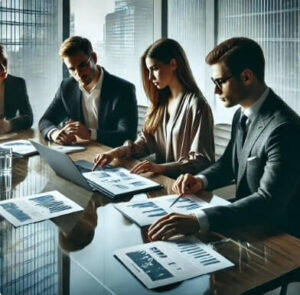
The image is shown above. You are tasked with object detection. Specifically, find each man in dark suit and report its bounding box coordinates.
[39,36,137,147]
[0,44,33,133]
[148,37,300,240]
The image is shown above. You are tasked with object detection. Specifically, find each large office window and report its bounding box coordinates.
[168,0,211,103]
[217,0,300,121]
[168,0,299,122]
[70,0,154,105]
[0,0,62,126]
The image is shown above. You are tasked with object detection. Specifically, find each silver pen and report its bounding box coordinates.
[169,193,184,208]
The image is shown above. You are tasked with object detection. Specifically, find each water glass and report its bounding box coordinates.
[0,147,12,199]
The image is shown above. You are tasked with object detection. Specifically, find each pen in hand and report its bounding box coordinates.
[169,193,184,208]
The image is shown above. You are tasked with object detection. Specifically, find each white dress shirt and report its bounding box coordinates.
[193,87,270,233]
[80,66,104,140]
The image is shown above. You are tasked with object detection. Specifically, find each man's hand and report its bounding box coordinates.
[172,173,205,194]
[0,118,11,134]
[50,128,76,145]
[148,213,200,241]
[64,119,91,140]
[130,160,165,174]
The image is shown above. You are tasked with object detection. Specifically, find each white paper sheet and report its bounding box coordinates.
[0,139,85,156]
[0,139,36,156]
[50,145,86,153]
[114,194,214,226]
[0,190,83,227]
[83,167,161,197]
[114,236,234,289]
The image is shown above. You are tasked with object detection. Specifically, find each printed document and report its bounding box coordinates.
[0,190,83,227]
[83,167,162,198]
[114,235,234,289]
[0,139,85,156]
[114,194,214,226]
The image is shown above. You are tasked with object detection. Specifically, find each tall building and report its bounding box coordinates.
[104,0,153,104]
[218,0,300,114]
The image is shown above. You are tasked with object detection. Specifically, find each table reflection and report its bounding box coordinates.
[59,196,103,252]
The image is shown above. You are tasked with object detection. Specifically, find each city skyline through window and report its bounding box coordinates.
[71,0,154,106]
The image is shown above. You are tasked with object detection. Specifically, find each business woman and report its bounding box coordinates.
[93,38,214,178]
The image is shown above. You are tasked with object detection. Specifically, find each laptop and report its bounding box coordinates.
[30,140,163,199]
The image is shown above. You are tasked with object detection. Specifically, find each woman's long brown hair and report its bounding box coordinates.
[141,38,201,134]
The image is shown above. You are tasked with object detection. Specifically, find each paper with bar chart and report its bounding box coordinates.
[114,235,234,289]
[114,194,213,226]
[82,167,162,198]
[0,190,83,227]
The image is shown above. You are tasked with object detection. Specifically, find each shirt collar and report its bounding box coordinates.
[242,87,269,120]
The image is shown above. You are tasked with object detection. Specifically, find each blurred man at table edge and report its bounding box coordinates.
[148,37,300,241]
[39,36,137,147]
[0,44,33,133]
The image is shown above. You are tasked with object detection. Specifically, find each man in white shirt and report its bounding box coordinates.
[148,37,300,240]
[39,36,137,147]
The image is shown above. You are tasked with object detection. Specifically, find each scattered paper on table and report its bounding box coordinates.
[114,235,234,289]
[0,190,83,227]
[114,194,213,226]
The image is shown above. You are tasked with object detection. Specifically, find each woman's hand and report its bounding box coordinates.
[92,152,114,170]
[130,160,165,174]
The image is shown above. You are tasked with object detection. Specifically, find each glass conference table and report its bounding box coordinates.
[1,130,300,295]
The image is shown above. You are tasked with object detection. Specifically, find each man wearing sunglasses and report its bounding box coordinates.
[148,37,300,241]
[0,44,33,133]
[39,36,137,147]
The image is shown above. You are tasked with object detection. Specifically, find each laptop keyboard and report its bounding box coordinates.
[75,162,91,173]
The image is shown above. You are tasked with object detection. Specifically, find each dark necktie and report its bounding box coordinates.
[236,114,248,160]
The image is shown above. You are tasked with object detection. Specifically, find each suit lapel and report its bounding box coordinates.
[232,109,241,176]
[71,84,84,122]
[3,75,12,113]
[97,69,111,130]
[236,93,275,184]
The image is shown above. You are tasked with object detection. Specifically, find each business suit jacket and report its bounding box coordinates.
[3,74,33,131]
[201,90,300,234]
[39,69,138,147]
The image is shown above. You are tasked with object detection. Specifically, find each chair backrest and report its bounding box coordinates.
[214,123,231,160]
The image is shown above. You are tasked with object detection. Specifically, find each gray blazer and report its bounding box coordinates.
[201,90,300,235]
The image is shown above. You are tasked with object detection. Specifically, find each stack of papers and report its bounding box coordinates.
[114,236,234,289]
[0,139,85,156]
[0,190,83,227]
[0,139,37,156]
[114,194,212,226]
[83,167,162,198]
